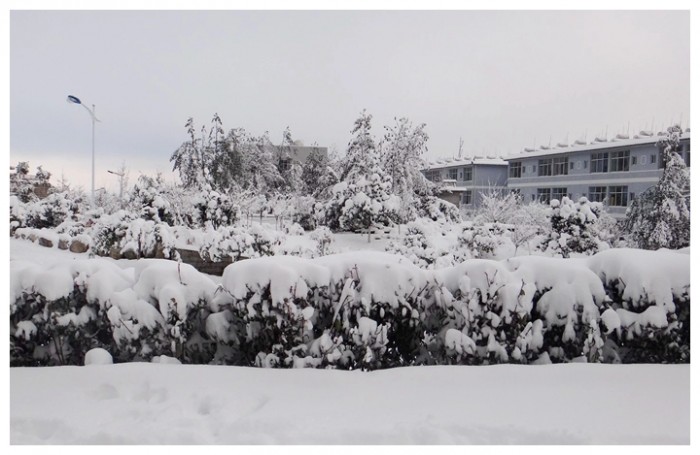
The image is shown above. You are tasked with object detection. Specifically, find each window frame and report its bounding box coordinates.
[552,157,568,176]
[538,158,553,176]
[610,150,630,172]
[508,161,522,179]
[588,186,607,203]
[591,152,609,173]
[608,185,629,207]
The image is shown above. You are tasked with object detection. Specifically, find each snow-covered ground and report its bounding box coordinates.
[10,363,688,444]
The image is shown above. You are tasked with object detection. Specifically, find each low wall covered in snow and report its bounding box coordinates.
[10,248,690,368]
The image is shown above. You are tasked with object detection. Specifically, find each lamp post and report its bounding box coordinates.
[107,169,125,207]
[67,95,100,210]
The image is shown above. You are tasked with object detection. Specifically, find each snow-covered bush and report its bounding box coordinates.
[127,174,176,225]
[415,194,461,224]
[474,189,521,224]
[192,189,239,229]
[586,248,690,363]
[10,247,689,367]
[324,177,401,232]
[540,197,606,258]
[199,224,283,262]
[290,196,325,231]
[90,212,177,260]
[9,191,83,234]
[219,256,332,368]
[457,222,509,259]
[385,220,457,269]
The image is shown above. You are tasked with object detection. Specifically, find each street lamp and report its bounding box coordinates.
[67,95,100,210]
[107,168,125,206]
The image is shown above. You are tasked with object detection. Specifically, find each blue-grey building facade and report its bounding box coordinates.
[423,157,509,209]
[422,131,690,217]
[505,133,690,217]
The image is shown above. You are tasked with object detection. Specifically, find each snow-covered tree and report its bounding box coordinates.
[170,117,207,189]
[276,127,304,194]
[624,125,690,250]
[380,117,431,218]
[325,111,400,231]
[239,132,285,194]
[301,147,336,197]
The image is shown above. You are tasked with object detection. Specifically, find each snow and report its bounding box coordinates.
[600,308,621,334]
[586,248,690,312]
[10,363,689,444]
[84,348,113,366]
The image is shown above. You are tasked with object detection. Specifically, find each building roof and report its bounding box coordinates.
[424,156,508,170]
[505,131,691,160]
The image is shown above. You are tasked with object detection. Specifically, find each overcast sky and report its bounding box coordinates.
[10,10,689,193]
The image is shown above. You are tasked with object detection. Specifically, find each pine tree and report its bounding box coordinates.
[339,110,379,181]
[624,125,690,250]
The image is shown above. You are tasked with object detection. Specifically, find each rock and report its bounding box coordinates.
[69,239,90,253]
[38,237,54,248]
[154,242,166,259]
[108,246,122,260]
[58,238,70,250]
[120,248,138,260]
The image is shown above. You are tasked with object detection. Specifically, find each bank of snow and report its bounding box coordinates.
[10,363,688,444]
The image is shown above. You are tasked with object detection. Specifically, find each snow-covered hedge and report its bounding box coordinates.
[10,248,689,367]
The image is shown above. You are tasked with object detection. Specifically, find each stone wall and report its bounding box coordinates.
[176,248,235,276]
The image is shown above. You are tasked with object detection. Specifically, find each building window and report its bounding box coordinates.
[448,168,458,180]
[608,186,629,207]
[685,152,690,167]
[631,156,637,165]
[553,157,568,175]
[537,188,552,204]
[569,161,575,170]
[538,158,553,176]
[552,187,568,201]
[583,160,588,169]
[610,150,630,172]
[591,152,609,173]
[650,153,657,165]
[509,161,522,178]
[463,167,473,181]
[424,170,437,182]
[462,190,472,205]
[588,186,607,203]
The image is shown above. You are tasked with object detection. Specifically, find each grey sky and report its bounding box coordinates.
[10,10,689,193]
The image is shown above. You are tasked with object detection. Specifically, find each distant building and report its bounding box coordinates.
[422,156,509,209]
[422,129,691,218]
[504,131,691,218]
[273,144,328,172]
